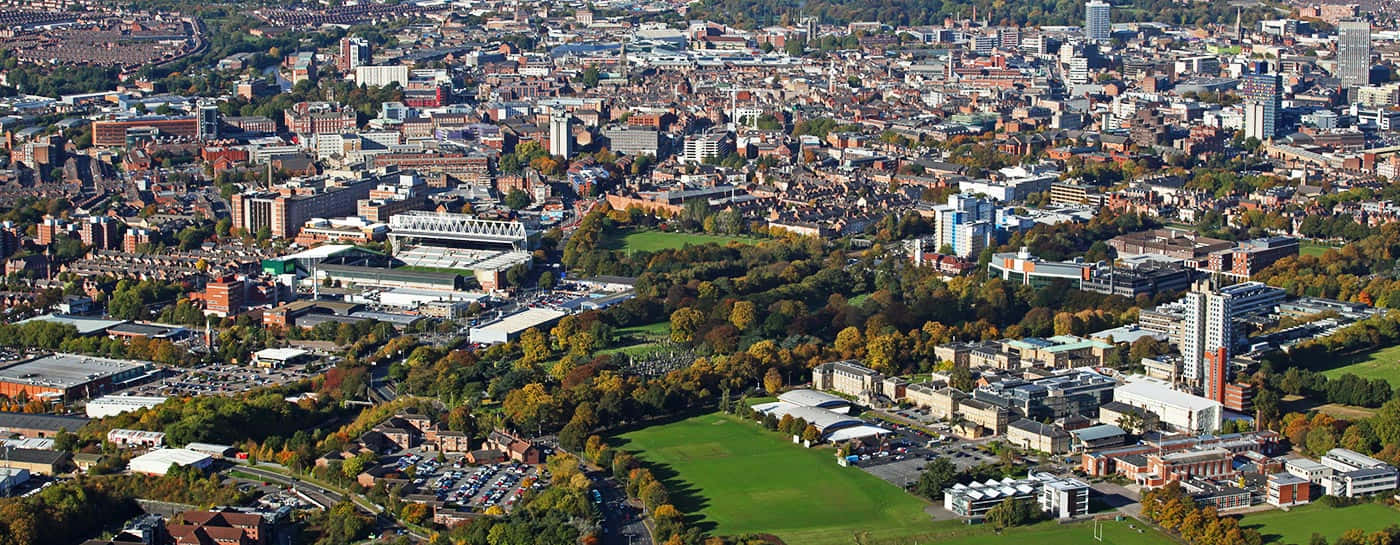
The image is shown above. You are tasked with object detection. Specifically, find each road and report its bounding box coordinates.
[590,471,650,545]
[368,362,399,403]
[234,465,431,541]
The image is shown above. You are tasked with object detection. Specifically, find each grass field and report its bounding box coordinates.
[613,412,944,544]
[612,413,1172,545]
[615,321,670,339]
[1240,502,1400,544]
[1299,240,1339,257]
[1316,343,1400,386]
[905,518,1177,545]
[602,321,672,356]
[603,230,755,253]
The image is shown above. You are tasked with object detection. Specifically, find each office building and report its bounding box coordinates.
[944,472,1090,519]
[1338,21,1371,88]
[355,64,410,88]
[602,126,661,157]
[1320,448,1399,497]
[230,173,383,238]
[682,130,733,163]
[91,117,199,148]
[284,102,358,135]
[203,275,245,317]
[1085,1,1111,41]
[549,111,573,158]
[340,36,371,71]
[1113,377,1222,434]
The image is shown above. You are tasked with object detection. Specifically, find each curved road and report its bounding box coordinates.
[232,465,430,541]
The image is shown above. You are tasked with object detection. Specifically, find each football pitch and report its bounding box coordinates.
[612,413,1172,545]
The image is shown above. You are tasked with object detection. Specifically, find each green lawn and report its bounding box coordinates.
[1318,343,1400,386]
[611,413,1172,545]
[612,412,943,544]
[1300,240,1338,258]
[903,518,1178,545]
[615,321,670,339]
[1239,502,1400,544]
[603,230,755,253]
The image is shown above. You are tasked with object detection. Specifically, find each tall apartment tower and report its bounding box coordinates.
[549,111,573,158]
[198,104,220,140]
[1181,279,1234,393]
[339,37,371,72]
[1085,0,1111,42]
[1338,21,1371,88]
[1241,71,1281,139]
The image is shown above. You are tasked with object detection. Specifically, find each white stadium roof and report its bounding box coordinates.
[778,389,852,412]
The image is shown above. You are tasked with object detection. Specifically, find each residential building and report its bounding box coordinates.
[1338,21,1371,88]
[340,37,370,71]
[549,110,573,158]
[1085,0,1111,41]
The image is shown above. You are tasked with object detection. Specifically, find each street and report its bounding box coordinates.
[590,470,651,545]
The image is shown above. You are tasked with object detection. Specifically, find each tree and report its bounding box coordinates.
[580,66,600,88]
[1305,427,1336,457]
[538,270,557,290]
[729,301,757,331]
[763,367,783,395]
[801,424,820,443]
[505,188,531,209]
[914,458,957,499]
[669,308,705,344]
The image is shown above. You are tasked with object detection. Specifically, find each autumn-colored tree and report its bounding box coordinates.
[835,326,863,356]
[669,307,705,344]
[763,367,783,395]
[730,300,757,331]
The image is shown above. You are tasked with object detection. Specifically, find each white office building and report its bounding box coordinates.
[1321,448,1399,497]
[1113,377,1222,434]
[355,65,410,88]
[682,130,733,164]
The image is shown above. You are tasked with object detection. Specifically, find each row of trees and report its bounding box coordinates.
[1140,482,1263,545]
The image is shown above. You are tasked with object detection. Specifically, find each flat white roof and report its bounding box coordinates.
[129,448,211,469]
[1115,377,1221,411]
[826,425,891,442]
[254,348,309,361]
[473,308,567,335]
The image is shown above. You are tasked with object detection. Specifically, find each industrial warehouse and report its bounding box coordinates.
[0,354,155,403]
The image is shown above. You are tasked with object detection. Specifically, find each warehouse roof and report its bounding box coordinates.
[0,354,150,389]
[16,314,127,336]
[5,447,68,465]
[0,412,90,433]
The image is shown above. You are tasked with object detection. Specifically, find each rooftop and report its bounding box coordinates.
[0,354,150,389]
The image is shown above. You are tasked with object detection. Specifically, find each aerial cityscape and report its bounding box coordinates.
[0,0,1399,544]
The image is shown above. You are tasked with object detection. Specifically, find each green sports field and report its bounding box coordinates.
[1319,343,1400,386]
[612,413,1173,545]
[1299,240,1338,257]
[603,230,755,253]
[1239,502,1400,544]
